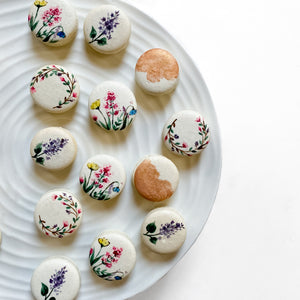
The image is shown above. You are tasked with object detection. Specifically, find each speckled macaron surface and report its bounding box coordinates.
[135,48,179,95]
[84,5,131,54]
[133,155,179,202]
[30,127,77,170]
[34,190,82,238]
[30,64,80,113]
[28,0,78,46]
[31,256,80,300]
[162,110,210,156]
[141,207,186,254]
[79,154,126,200]
[89,81,137,131]
[89,230,136,281]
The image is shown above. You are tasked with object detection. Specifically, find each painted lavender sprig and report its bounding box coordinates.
[32,137,69,165]
[143,221,185,245]
[89,11,120,45]
[41,266,67,299]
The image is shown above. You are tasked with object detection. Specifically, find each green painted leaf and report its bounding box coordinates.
[41,282,48,296]
[34,143,43,154]
[49,297,56,300]
[146,222,156,233]
[32,21,39,31]
[73,218,75,223]
[36,157,44,165]
[97,37,107,45]
[150,237,158,244]
[90,26,97,39]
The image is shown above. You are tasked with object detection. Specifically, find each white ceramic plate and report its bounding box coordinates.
[0,0,222,299]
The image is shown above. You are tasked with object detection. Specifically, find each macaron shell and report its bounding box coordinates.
[162,110,210,156]
[79,154,126,200]
[135,48,179,94]
[30,127,77,170]
[133,155,179,202]
[141,207,186,254]
[28,0,78,46]
[84,5,131,54]
[30,64,80,113]
[89,230,136,281]
[34,190,82,238]
[89,81,137,131]
[31,256,81,300]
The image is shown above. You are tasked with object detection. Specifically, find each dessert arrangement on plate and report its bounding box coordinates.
[0,0,220,299]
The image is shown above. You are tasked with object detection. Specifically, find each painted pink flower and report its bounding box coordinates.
[73,92,77,98]
[113,247,123,258]
[79,177,84,184]
[196,117,201,122]
[92,115,97,121]
[106,263,112,268]
[63,221,68,227]
[52,65,56,68]
[164,135,167,141]
[106,252,110,257]
[30,86,36,93]
[102,177,109,183]
[182,142,188,148]
[103,166,111,175]
[114,110,119,115]
[69,230,74,234]
[113,104,118,109]
[99,184,103,188]
[28,15,31,21]
[62,202,67,206]
[94,181,99,185]
[41,76,45,81]
[52,194,58,201]
[60,77,65,82]
[89,248,93,256]
[95,172,100,178]
[46,232,49,236]
[78,208,82,214]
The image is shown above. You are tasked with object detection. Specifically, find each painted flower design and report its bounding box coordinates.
[89,11,120,45]
[40,266,67,299]
[80,163,120,200]
[28,0,66,43]
[39,193,82,238]
[89,238,125,280]
[143,221,185,245]
[30,65,77,109]
[32,137,69,165]
[164,117,210,156]
[90,91,137,131]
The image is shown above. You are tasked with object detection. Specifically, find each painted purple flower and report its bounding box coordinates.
[98,11,120,40]
[49,266,68,295]
[42,137,69,159]
[159,220,185,239]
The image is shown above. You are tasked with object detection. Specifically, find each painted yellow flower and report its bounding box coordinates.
[34,0,48,7]
[90,99,101,110]
[87,162,99,170]
[98,238,110,247]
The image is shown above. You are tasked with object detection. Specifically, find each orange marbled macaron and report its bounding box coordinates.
[135,48,179,95]
[133,155,179,202]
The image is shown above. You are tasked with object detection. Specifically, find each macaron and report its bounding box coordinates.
[30,64,80,113]
[162,110,210,156]
[30,127,77,170]
[89,81,137,131]
[135,48,179,95]
[34,189,82,238]
[31,256,81,300]
[141,207,186,254]
[89,230,136,281]
[133,155,179,202]
[28,0,78,46]
[79,154,126,201]
[84,5,131,54]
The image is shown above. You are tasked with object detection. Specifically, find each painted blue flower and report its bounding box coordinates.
[174,134,179,139]
[113,187,120,193]
[114,276,122,280]
[57,31,66,38]
[129,109,137,115]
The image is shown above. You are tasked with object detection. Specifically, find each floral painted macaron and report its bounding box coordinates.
[89,230,136,281]
[135,48,179,95]
[34,190,82,238]
[31,256,81,300]
[30,64,80,113]
[141,207,186,254]
[79,154,126,200]
[84,5,131,54]
[162,110,210,156]
[28,0,78,46]
[133,155,179,202]
[89,81,137,131]
[30,127,77,170]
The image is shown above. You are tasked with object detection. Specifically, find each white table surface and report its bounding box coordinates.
[127,0,300,299]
